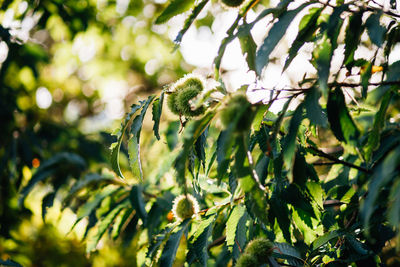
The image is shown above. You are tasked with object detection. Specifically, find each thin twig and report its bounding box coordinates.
[308,146,371,174]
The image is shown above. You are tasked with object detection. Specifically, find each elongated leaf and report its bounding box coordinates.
[152,92,164,140]
[128,96,156,180]
[187,214,216,266]
[239,28,257,72]
[111,208,133,240]
[41,192,56,221]
[19,152,86,205]
[174,0,209,45]
[365,91,393,162]
[86,200,129,253]
[0,259,23,267]
[155,0,195,24]
[361,62,373,99]
[226,204,246,251]
[160,219,190,267]
[67,173,117,200]
[255,2,312,76]
[305,87,327,126]
[274,242,302,260]
[327,88,359,146]
[312,230,343,250]
[71,186,120,232]
[365,12,385,47]
[344,11,364,66]
[175,111,215,184]
[282,103,304,169]
[270,194,291,242]
[110,104,142,178]
[313,35,332,98]
[129,185,148,224]
[361,148,400,231]
[283,7,322,71]
[388,178,400,227]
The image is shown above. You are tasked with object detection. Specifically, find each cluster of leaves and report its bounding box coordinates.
[18,0,400,266]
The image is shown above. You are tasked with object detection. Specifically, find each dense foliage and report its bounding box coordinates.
[2,0,400,266]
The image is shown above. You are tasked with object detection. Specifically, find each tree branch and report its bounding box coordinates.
[307,146,371,174]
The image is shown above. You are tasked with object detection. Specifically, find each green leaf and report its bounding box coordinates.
[71,186,120,231]
[129,185,148,224]
[66,173,117,201]
[128,96,156,180]
[216,130,234,181]
[361,148,400,231]
[312,230,343,250]
[283,7,322,71]
[86,200,129,253]
[110,104,142,179]
[175,112,215,185]
[313,34,332,99]
[41,192,56,221]
[187,214,216,265]
[111,208,133,240]
[304,87,327,126]
[388,178,400,227]
[19,152,86,205]
[274,242,303,261]
[165,120,180,150]
[270,194,291,242]
[255,2,312,76]
[282,103,304,169]
[0,259,23,267]
[239,28,257,72]
[226,204,246,251]
[152,92,164,140]
[365,12,385,47]
[174,0,209,45]
[344,11,364,66]
[155,0,196,24]
[361,62,373,99]
[327,88,360,146]
[160,219,190,267]
[365,90,393,162]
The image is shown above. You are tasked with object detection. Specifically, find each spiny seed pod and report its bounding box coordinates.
[167,74,206,117]
[175,86,205,117]
[220,93,253,132]
[244,237,274,263]
[171,194,200,221]
[235,253,258,267]
[220,0,245,8]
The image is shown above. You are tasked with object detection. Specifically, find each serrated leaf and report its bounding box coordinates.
[160,219,190,267]
[175,111,215,185]
[365,12,385,47]
[110,104,142,178]
[174,0,209,45]
[66,173,117,201]
[327,88,360,146]
[282,103,304,169]
[111,208,133,240]
[361,62,373,99]
[346,235,370,255]
[165,120,180,150]
[155,0,195,24]
[216,130,234,181]
[239,28,257,72]
[255,2,312,76]
[283,7,322,71]
[152,92,164,140]
[274,242,302,260]
[365,90,393,162]
[71,186,120,232]
[226,204,246,251]
[313,34,332,99]
[304,87,327,126]
[128,96,156,180]
[129,184,148,224]
[187,216,215,265]
[86,200,129,253]
[344,11,364,66]
[270,194,291,242]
